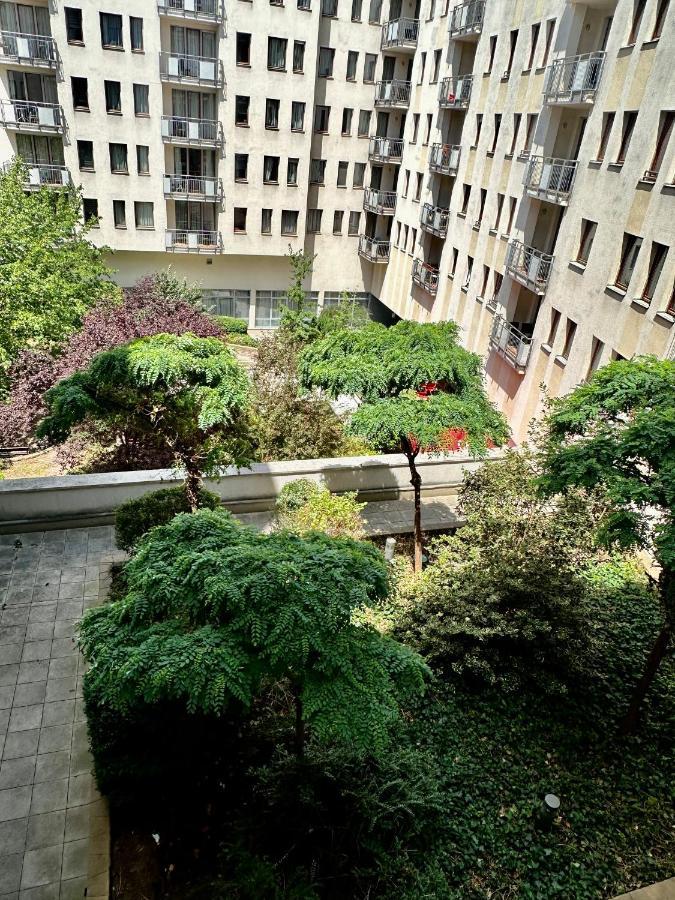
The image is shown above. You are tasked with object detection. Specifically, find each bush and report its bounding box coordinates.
[214,315,248,335]
[115,485,220,552]
[223,332,258,347]
[276,481,366,540]
[275,479,320,518]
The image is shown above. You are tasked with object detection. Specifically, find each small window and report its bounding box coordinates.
[268,36,287,70]
[236,33,251,65]
[652,0,670,39]
[306,209,322,233]
[83,198,98,223]
[364,53,377,83]
[493,193,504,230]
[134,201,154,229]
[474,113,483,146]
[431,49,441,83]
[526,22,540,70]
[130,16,143,51]
[318,46,335,77]
[265,98,280,129]
[234,207,247,233]
[463,256,474,289]
[561,318,577,359]
[109,142,128,173]
[71,76,88,110]
[460,183,471,214]
[322,0,338,15]
[414,172,423,201]
[418,52,426,84]
[541,18,555,67]
[627,0,646,44]
[522,113,537,155]
[357,109,371,137]
[291,101,305,131]
[235,96,250,126]
[337,160,348,187]
[113,199,126,228]
[234,153,248,181]
[348,211,360,235]
[333,210,344,233]
[576,219,597,265]
[504,29,518,77]
[424,113,432,144]
[490,114,502,153]
[287,158,299,185]
[342,107,353,134]
[293,40,305,72]
[547,309,561,346]
[641,241,668,301]
[616,111,638,163]
[587,337,604,379]
[77,139,94,170]
[310,158,326,184]
[596,111,615,161]
[480,264,490,298]
[403,169,410,197]
[314,105,330,133]
[351,0,362,19]
[104,80,121,114]
[136,145,149,174]
[133,84,149,116]
[261,209,272,234]
[100,12,123,49]
[65,7,83,44]
[353,162,365,187]
[281,210,298,234]
[368,0,381,22]
[647,110,674,178]
[505,196,517,234]
[476,188,486,225]
[346,50,358,81]
[491,271,503,304]
[509,113,521,155]
[615,232,642,290]
[264,155,279,183]
[411,113,420,143]
[486,35,497,73]
[450,247,458,276]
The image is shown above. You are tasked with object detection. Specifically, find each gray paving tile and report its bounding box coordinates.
[46,661,76,682]
[20,644,51,665]
[0,687,14,710]
[16,663,48,686]
[37,728,71,757]
[8,707,43,734]
[0,756,36,790]
[2,730,39,761]
[40,705,74,731]
[0,709,10,734]
[47,643,73,663]
[54,606,81,624]
[0,815,27,853]
[0,784,32,821]
[11,684,46,710]
[1,647,22,666]
[29,780,68,816]
[0,850,23,893]
[0,628,26,646]
[24,625,54,644]
[26,607,56,626]
[34,754,70,786]
[20,843,63,889]
[0,666,19,687]
[44,682,76,705]
[1,609,29,626]
[26,811,65,852]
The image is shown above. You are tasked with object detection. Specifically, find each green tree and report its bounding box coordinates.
[36,333,253,509]
[538,356,675,733]
[316,291,370,335]
[0,159,116,386]
[278,246,319,342]
[80,508,428,759]
[300,320,509,570]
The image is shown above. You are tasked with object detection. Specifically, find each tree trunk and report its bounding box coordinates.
[293,687,305,759]
[184,465,202,513]
[403,441,423,573]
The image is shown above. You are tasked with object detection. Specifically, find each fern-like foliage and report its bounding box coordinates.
[80,509,429,754]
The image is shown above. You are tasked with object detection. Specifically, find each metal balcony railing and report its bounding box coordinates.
[163,173,223,201]
[505,240,553,294]
[368,136,404,163]
[159,52,223,86]
[543,51,605,105]
[523,155,578,205]
[0,32,57,67]
[438,75,472,108]
[449,0,485,38]
[363,188,397,215]
[374,80,411,108]
[381,17,419,50]
[358,235,390,262]
[412,258,440,295]
[24,163,70,188]
[0,99,63,132]
[165,229,222,252]
[161,116,223,147]
[489,315,532,372]
[157,0,225,21]
[429,143,461,175]
[420,203,450,238]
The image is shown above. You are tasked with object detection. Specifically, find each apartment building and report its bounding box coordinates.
[0,0,673,438]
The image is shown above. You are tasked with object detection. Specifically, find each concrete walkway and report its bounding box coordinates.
[613,878,675,899]
[0,527,117,900]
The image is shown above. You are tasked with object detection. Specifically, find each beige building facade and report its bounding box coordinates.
[0,0,673,437]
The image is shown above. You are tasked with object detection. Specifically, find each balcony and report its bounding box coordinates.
[420,203,450,238]
[157,0,225,22]
[165,229,222,253]
[0,32,57,69]
[374,80,411,109]
[438,75,472,109]
[449,0,485,40]
[505,240,553,294]
[368,136,403,164]
[412,258,439,295]
[363,188,397,215]
[0,100,64,132]
[163,173,223,201]
[523,155,578,205]
[161,115,223,148]
[429,143,460,176]
[159,52,223,87]
[23,164,70,189]
[489,315,532,373]
[358,235,390,263]
[543,51,605,106]
[381,18,419,51]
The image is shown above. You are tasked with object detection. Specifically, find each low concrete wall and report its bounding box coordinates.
[0,451,498,532]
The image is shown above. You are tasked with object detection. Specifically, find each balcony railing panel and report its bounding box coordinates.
[449,0,485,38]
[368,136,403,163]
[438,75,472,108]
[363,188,397,215]
[429,143,461,175]
[412,258,439,295]
[374,80,411,107]
[161,115,223,147]
[420,203,450,237]
[381,17,419,50]
[505,240,553,294]
[489,316,532,372]
[0,32,57,67]
[159,52,223,86]
[157,0,224,20]
[25,164,69,188]
[165,229,222,252]
[543,51,605,104]
[523,155,577,204]
[0,99,63,132]
[163,173,223,200]
[358,235,390,262]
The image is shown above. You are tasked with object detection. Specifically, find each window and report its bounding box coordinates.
[480,265,490,298]
[287,158,299,185]
[130,16,143,51]
[104,80,121,114]
[491,271,503,305]
[463,256,473,290]
[460,183,470,214]
[666,283,675,315]
[314,105,330,132]
[561,319,577,359]
[263,155,279,183]
[235,95,249,126]
[364,53,377,83]
[587,337,604,379]
[83,198,98,223]
[318,46,335,77]
[333,210,344,233]
[403,224,409,250]
[546,309,561,346]
[358,109,371,137]
[647,110,674,178]
[353,162,365,187]
[71,77,88,110]
[310,158,326,184]
[474,114,483,146]
[266,98,280,129]
[596,111,615,161]
[493,193,504,230]
[236,32,251,65]
[100,12,123,49]
[616,111,638,163]
[348,211,361,235]
[133,84,149,116]
[505,196,517,234]
[476,188,486,226]
[291,101,305,131]
[615,232,642,290]
[641,241,668,300]
[526,22,540,69]
[281,210,298,234]
[255,290,286,328]
[418,52,426,84]
[113,199,126,228]
[268,37,287,70]
[522,113,537,155]
[424,113,432,144]
[322,0,338,15]
[431,49,441,83]
[508,113,521,155]
[450,247,458,277]
[411,114,420,143]
[541,19,555,67]
[403,169,410,197]
[486,34,497,72]
[628,0,646,44]
[576,219,597,265]
[134,201,153,229]
[346,50,358,81]
[368,0,381,22]
[234,207,247,233]
[235,153,248,181]
[395,221,401,247]
[202,290,251,320]
[342,107,353,134]
[351,0,362,19]
[109,142,128,173]
[652,0,669,39]
[337,161,348,187]
[77,140,94,170]
[65,7,83,43]
[136,145,149,174]
[413,171,422,200]
[490,114,502,153]
[293,40,305,72]
[504,29,518,77]
[261,209,272,234]
[306,209,322,233]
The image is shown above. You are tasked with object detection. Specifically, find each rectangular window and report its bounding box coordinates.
[100,12,123,49]
[647,110,674,177]
[83,198,98,223]
[351,0,362,18]
[306,209,322,233]
[281,210,298,234]
[134,201,153,229]
[234,153,248,181]
[493,193,504,230]
[492,271,503,305]
[652,0,670,38]
[113,199,126,228]
[597,111,615,161]
[541,19,555,67]
[346,50,358,81]
[348,211,360,235]
[255,290,286,328]
[403,170,410,197]
[411,113,420,143]
[337,160,348,187]
[505,29,518,76]
[628,0,646,44]
[616,111,638,163]
[587,337,604,379]
[318,46,335,77]
[562,318,577,359]
[476,188,486,226]
[460,183,471,214]
[431,49,441,83]
[130,16,143,51]
[71,76,88,110]
[235,95,250,126]
[109,142,128,173]
[450,247,458,277]
[237,32,251,65]
[505,196,517,234]
[641,241,668,301]
[314,105,330,132]
[522,113,537,155]
[202,290,251,320]
[424,113,432,144]
[293,40,305,72]
[364,53,377,83]
[234,207,247,233]
[418,52,426,84]
[287,158,298,185]
[486,35,497,72]
[463,256,473,289]
[133,84,149,116]
[480,264,490,298]
[104,80,121,114]
[263,155,279,183]
[65,7,83,43]
[77,139,94,170]
[509,113,521,155]
[333,210,344,233]
[490,114,502,153]
[526,22,540,70]
[261,209,272,234]
[358,109,371,137]
[136,145,149,174]
[353,162,365,187]
[547,309,561,346]
[291,101,305,131]
[368,0,382,22]
[322,0,338,15]
[342,107,353,134]
[474,114,483,146]
[266,98,280,129]
[310,158,326,184]
[615,232,642,290]
[268,37,287,70]
[577,219,597,264]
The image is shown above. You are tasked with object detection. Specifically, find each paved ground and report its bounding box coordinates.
[614,878,675,900]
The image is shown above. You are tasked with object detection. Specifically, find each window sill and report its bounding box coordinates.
[448,273,454,280]
[460,285,469,293]
[554,354,568,367]
[107,110,123,116]
[483,70,492,77]
[568,260,586,274]
[534,66,546,74]
[500,233,509,241]
[102,45,124,51]
[67,40,84,46]
[504,152,513,160]
[291,128,305,134]
[74,107,90,113]
[114,225,127,230]
[541,342,552,355]
[263,181,279,186]
[136,226,154,231]
[631,297,650,311]
[267,67,287,73]
[265,126,280,131]
[111,170,129,175]
[521,68,531,75]
[281,232,298,236]
[488,227,497,236]
[486,150,494,157]
[237,62,251,68]
[641,38,660,49]
[287,183,298,187]
[655,311,674,325]
[457,211,466,219]
[637,178,655,189]
[235,123,250,128]
[131,49,144,55]
[79,167,95,173]
[472,223,481,231]
[588,159,603,168]
[516,151,530,161]
[619,43,636,51]
[234,230,247,235]
[605,283,627,299]
[135,113,150,119]
[235,178,248,184]
[475,295,484,304]
[607,162,623,171]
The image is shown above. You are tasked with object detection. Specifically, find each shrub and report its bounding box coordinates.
[277,481,366,540]
[224,332,258,347]
[275,479,320,518]
[115,485,220,552]
[214,315,248,335]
